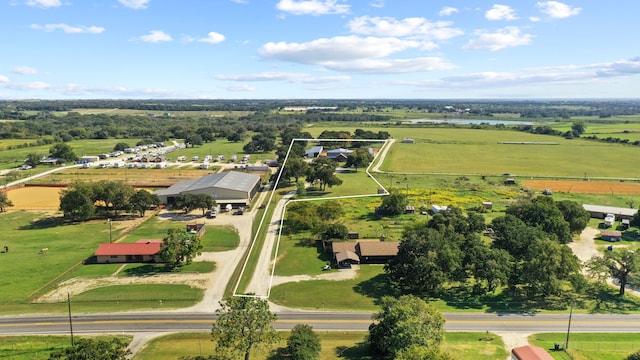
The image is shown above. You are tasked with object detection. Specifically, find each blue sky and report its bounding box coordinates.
[1,0,638,99]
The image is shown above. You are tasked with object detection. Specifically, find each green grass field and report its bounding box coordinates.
[0,335,132,360]
[0,212,113,305]
[132,331,507,360]
[529,333,640,360]
[270,265,386,311]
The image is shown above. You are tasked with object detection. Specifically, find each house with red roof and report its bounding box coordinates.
[94,239,163,264]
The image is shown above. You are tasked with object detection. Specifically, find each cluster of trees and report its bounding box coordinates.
[48,337,130,360]
[174,193,216,216]
[206,296,321,360]
[284,200,348,240]
[60,181,160,221]
[386,197,589,299]
[279,156,345,191]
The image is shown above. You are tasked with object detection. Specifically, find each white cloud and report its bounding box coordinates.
[0,75,9,84]
[118,0,151,10]
[25,0,61,8]
[463,26,533,51]
[30,24,105,34]
[536,1,581,19]
[485,4,518,21]
[276,0,350,16]
[229,0,248,3]
[321,57,457,74]
[369,0,384,8]
[348,16,463,41]
[12,66,39,75]
[259,36,419,64]
[439,7,458,16]
[139,30,172,43]
[529,16,541,22]
[215,72,350,83]
[198,32,225,44]
[8,81,51,90]
[218,84,255,92]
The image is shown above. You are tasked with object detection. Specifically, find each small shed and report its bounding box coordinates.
[482,201,493,210]
[504,178,517,185]
[401,138,415,144]
[511,345,553,360]
[405,205,415,214]
[600,230,622,242]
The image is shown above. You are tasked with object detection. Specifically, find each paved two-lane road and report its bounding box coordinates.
[1,312,639,335]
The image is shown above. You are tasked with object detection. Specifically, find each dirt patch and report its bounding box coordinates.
[35,270,211,303]
[522,179,640,194]
[6,186,62,210]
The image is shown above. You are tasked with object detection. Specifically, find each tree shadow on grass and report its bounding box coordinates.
[586,284,640,314]
[121,264,176,276]
[353,272,395,305]
[19,216,69,230]
[439,286,553,314]
[335,341,381,360]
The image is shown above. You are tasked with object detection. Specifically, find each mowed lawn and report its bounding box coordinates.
[120,214,240,252]
[270,265,387,311]
[0,211,112,304]
[530,333,640,360]
[133,331,507,360]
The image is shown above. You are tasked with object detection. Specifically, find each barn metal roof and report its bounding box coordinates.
[155,171,260,196]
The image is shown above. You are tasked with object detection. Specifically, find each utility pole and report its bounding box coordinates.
[67,293,74,346]
[108,218,113,243]
[565,302,573,349]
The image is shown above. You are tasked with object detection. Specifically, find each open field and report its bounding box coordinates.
[133,331,507,360]
[5,186,63,210]
[529,333,640,360]
[0,335,132,360]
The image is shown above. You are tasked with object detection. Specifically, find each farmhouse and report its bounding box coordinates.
[94,239,163,264]
[326,148,353,161]
[582,204,637,220]
[330,240,400,267]
[155,171,261,208]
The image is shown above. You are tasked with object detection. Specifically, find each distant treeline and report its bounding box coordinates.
[1,99,640,142]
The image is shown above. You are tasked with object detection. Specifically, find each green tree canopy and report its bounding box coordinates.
[129,189,160,217]
[344,148,373,171]
[369,295,446,360]
[212,295,279,360]
[378,191,408,216]
[159,228,202,268]
[287,324,321,360]
[587,248,640,296]
[49,142,78,162]
[0,192,14,212]
[113,142,130,152]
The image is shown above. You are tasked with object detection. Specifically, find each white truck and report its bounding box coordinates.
[604,213,615,227]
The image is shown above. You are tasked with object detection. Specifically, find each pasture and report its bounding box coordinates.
[133,331,506,360]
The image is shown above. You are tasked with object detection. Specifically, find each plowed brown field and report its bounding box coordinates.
[522,179,640,194]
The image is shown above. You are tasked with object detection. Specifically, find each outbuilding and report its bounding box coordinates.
[600,230,622,242]
[511,345,553,360]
